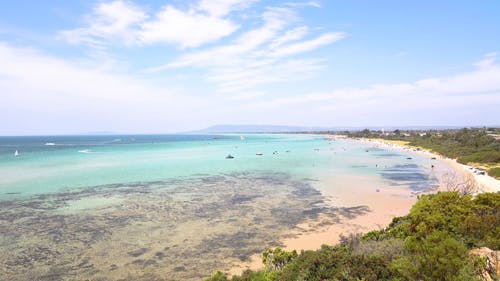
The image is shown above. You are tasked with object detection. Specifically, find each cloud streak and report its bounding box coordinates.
[146,4,344,93]
[255,54,500,109]
[1,41,498,134]
[0,42,207,134]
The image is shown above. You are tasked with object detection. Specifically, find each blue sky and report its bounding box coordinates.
[0,0,499,134]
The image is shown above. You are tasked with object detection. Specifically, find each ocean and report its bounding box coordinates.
[0,134,444,280]
[0,134,439,198]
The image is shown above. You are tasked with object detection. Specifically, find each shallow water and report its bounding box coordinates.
[0,134,444,280]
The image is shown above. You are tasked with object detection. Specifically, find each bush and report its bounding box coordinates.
[392,231,481,281]
[206,192,499,281]
[488,167,500,179]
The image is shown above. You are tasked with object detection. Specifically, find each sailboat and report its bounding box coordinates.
[14,150,19,157]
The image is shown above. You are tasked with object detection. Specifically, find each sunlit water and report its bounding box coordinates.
[0,134,447,280]
[0,134,439,198]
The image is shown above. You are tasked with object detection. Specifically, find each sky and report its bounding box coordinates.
[0,0,499,135]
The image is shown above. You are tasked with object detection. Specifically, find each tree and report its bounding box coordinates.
[442,171,480,195]
[392,231,480,281]
[262,247,297,271]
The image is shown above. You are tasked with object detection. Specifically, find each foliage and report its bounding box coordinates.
[262,247,297,271]
[204,271,229,281]
[489,167,500,178]
[278,245,394,281]
[392,231,480,281]
[206,192,499,281]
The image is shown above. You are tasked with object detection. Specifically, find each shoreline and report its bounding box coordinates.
[355,136,500,193]
[228,134,500,276]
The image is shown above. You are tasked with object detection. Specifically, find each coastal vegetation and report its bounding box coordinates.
[206,191,500,281]
[346,128,500,179]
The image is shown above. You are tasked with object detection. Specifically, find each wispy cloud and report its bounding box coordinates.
[0,42,205,134]
[146,3,344,93]
[1,40,498,133]
[256,53,500,109]
[268,32,344,57]
[59,1,146,49]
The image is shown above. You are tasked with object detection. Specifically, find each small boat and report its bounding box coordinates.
[406,157,412,160]
[256,153,263,156]
[225,154,234,159]
[240,136,245,140]
[14,150,19,157]
[45,142,56,146]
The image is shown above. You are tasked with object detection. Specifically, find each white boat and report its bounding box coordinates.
[240,136,245,140]
[14,150,19,157]
[45,142,56,146]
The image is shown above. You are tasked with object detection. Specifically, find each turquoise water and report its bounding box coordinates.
[0,133,445,280]
[0,134,438,198]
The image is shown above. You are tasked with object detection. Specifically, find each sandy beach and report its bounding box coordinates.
[357,137,500,193]
[229,135,500,276]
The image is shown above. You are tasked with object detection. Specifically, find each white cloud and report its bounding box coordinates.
[207,58,325,93]
[139,6,238,48]
[268,32,345,57]
[219,55,499,127]
[269,26,309,49]
[284,1,321,8]
[60,1,146,48]
[255,54,500,109]
[0,42,207,134]
[60,1,341,94]
[1,41,498,134]
[60,0,256,49]
[147,4,344,93]
[198,0,258,17]
[475,52,497,68]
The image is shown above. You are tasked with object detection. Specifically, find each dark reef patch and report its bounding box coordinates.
[381,163,438,191]
[0,172,368,281]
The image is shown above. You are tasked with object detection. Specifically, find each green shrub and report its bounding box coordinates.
[392,231,480,281]
[207,192,499,281]
[488,167,500,179]
[204,271,229,281]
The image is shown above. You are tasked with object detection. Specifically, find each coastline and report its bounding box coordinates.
[228,134,500,276]
[355,136,500,193]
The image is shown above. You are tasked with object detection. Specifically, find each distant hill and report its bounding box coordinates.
[190,124,468,134]
[190,125,327,133]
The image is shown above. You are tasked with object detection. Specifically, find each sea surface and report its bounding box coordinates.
[0,134,439,198]
[0,134,444,280]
